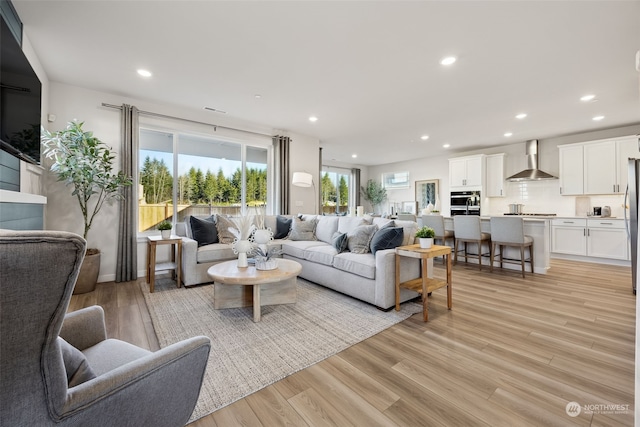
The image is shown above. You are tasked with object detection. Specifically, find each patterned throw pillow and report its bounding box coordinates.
[289,217,317,241]
[347,224,378,254]
[215,215,238,244]
[331,231,348,253]
[370,226,404,254]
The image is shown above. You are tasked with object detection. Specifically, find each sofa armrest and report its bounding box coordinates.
[60,306,107,350]
[58,336,211,425]
[181,236,199,286]
[374,249,421,308]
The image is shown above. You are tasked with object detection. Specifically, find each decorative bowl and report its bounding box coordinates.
[255,259,278,271]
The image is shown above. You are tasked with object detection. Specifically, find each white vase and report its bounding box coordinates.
[161,230,171,239]
[419,237,433,249]
[233,239,253,268]
[252,228,273,252]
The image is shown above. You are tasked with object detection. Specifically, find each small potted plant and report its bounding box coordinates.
[415,226,435,249]
[251,246,282,270]
[158,220,172,239]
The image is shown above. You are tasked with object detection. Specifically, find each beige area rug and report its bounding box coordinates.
[141,277,422,423]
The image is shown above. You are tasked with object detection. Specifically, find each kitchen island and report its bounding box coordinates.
[435,216,551,274]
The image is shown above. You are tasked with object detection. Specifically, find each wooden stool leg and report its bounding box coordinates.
[520,246,526,278]
[477,241,482,271]
[530,244,534,274]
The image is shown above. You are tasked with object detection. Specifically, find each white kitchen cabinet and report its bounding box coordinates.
[449,154,484,191]
[559,136,638,196]
[558,145,584,195]
[551,219,586,255]
[485,153,506,197]
[551,218,629,260]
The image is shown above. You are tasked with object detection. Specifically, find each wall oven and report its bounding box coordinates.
[450,191,481,216]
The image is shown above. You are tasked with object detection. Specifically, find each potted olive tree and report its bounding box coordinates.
[42,121,132,293]
[360,179,387,214]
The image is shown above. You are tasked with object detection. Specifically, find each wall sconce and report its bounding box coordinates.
[292,172,316,213]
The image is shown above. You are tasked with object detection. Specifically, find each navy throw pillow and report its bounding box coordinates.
[274,215,292,239]
[370,227,404,254]
[190,215,218,247]
[331,231,348,253]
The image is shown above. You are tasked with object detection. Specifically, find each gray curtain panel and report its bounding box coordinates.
[318,147,322,215]
[352,168,361,207]
[116,104,139,282]
[274,136,290,214]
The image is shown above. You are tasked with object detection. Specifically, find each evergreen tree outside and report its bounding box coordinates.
[321,172,337,207]
[338,175,349,211]
[140,156,172,204]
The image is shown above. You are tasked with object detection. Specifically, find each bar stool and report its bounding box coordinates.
[422,215,454,263]
[453,216,491,270]
[489,216,534,278]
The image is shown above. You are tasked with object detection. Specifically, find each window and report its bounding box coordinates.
[139,128,271,232]
[320,167,353,215]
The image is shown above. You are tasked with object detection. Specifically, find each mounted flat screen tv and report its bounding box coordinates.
[0,15,42,165]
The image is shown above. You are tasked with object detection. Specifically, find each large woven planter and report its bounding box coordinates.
[73,251,100,294]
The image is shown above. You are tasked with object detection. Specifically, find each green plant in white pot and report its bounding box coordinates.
[415,226,435,249]
[360,179,387,214]
[41,121,133,293]
[158,220,172,239]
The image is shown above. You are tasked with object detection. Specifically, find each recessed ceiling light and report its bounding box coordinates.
[309,116,318,122]
[592,115,605,121]
[254,94,262,99]
[420,135,429,141]
[440,56,456,66]
[351,154,357,158]
[137,69,152,78]
[580,94,596,102]
[515,113,527,119]
[504,132,513,137]
[443,144,450,148]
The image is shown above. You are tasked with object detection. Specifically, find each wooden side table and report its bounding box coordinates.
[395,244,452,321]
[146,235,182,293]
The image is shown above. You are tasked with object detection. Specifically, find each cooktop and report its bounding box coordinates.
[503,213,557,216]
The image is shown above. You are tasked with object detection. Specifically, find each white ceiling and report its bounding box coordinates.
[12,0,640,166]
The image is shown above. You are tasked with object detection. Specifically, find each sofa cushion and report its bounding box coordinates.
[315,216,339,244]
[196,243,236,263]
[347,224,378,254]
[215,215,238,244]
[281,240,326,259]
[190,215,218,247]
[58,337,96,388]
[333,252,376,279]
[370,226,404,254]
[303,244,338,266]
[273,215,292,239]
[331,231,348,253]
[393,219,418,246]
[372,217,395,230]
[338,216,371,234]
[289,217,317,241]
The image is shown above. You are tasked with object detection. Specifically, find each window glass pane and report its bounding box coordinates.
[321,168,351,215]
[246,146,268,217]
[139,129,174,232]
[177,135,242,221]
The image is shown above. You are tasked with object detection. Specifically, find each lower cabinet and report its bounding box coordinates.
[551,218,629,261]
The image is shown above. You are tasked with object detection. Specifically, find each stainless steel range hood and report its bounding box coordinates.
[506,139,558,181]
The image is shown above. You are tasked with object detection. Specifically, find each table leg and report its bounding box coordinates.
[149,243,156,293]
[176,241,182,288]
[253,284,261,322]
[422,258,429,322]
[446,252,452,310]
[395,252,401,311]
[146,241,151,283]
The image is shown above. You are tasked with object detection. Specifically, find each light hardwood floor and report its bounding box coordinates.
[68,259,635,426]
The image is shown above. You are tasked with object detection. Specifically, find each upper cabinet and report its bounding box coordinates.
[449,154,485,191]
[485,153,506,197]
[558,136,638,196]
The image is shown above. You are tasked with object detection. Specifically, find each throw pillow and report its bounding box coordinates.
[216,215,238,244]
[189,215,218,247]
[331,231,348,253]
[370,226,404,254]
[289,217,317,241]
[347,224,378,254]
[58,337,96,388]
[274,215,292,239]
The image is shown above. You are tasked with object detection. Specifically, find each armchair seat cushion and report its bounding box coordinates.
[83,339,152,376]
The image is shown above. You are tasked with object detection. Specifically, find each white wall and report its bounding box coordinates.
[367,124,640,218]
[45,82,320,282]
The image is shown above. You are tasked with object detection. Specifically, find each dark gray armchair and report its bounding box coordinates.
[0,230,211,426]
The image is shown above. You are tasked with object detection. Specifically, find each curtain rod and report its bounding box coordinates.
[101,103,274,138]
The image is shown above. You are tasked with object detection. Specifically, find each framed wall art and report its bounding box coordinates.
[415,179,439,211]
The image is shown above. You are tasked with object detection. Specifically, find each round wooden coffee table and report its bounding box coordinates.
[207,258,302,322]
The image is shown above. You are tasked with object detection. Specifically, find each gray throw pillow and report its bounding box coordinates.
[347,224,378,254]
[274,215,292,239]
[58,337,96,388]
[190,215,218,246]
[331,231,348,253]
[216,215,238,244]
[289,218,317,241]
[370,226,404,254]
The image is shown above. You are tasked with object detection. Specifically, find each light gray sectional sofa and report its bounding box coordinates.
[175,214,421,309]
